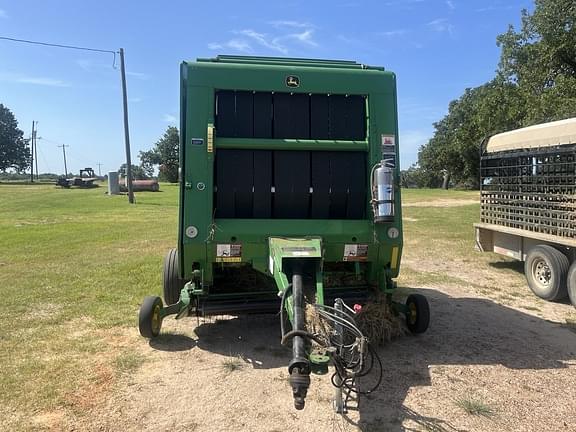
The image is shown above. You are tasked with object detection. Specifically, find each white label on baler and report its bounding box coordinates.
[216,244,242,262]
[343,244,368,262]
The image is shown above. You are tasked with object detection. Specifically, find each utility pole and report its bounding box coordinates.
[97,163,103,177]
[34,126,39,180]
[58,144,69,176]
[30,121,35,183]
[119,48,134,204]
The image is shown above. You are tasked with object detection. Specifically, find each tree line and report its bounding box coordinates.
[403,0,576,189]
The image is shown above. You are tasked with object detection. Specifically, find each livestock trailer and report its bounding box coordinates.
[139,55,430,410]
[475,117,576,307]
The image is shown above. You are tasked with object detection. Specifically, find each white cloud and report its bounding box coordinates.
[269,20,312,29]
[427,18,455,36]
[446,0,455,10]
[285,29,318,47]
[126,71,149,80]
[163,114,177,123]
[209,21,319,55]
[376,29,409,38]
[209,39,253,53]
[0,9,8,18]
[17,77,70,87]
[129,97,143,103]
[0,73,71,87]
[238,29,288,54]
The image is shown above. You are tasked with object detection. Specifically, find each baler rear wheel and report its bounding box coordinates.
[163,248,185,305]
[405,294,430,334]
[525,245,568,301]
[139,296,163,338]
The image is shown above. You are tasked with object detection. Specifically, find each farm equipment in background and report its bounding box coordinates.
[475,117,576,307]
[138,55,430,411]
[56,168,99,188]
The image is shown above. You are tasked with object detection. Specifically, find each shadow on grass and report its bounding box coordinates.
[488,260,524,274]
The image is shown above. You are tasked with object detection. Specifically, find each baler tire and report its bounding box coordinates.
[163,248,185,305]
[566,261,576,307]
[405,294,430,334]
[139,296,163,338]
[524,245,568,301]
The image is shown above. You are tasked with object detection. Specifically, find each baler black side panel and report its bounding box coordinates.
[346,152,366,218]
[215,149,236,217]
[273,94,310,139]
[329,95,347,140]
[216,91,236,137]
[253,151,272,218]
[310,95,330,140]
[215,91,365,141]
[254,92,273,138]
[311,152,331,218]
[346,95,366,141]
[234,150,254,217]
[329,152,349,218]
[329,95,366,140]
[215,150,365,220]
[274,151,310,218]
[235,91,254,138]
[215,150,254,218]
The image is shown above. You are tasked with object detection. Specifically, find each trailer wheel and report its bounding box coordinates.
[139,296,163,338]
[525,245,568,301]
[405,294,430,334]
[163,248,185,305]
[566,261,576,307]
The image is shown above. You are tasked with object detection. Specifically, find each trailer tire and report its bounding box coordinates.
[566,261,576,307]
[405,294,430,334]
[139,296,163,338]
[524,245,569,301]
[163,248,184,305]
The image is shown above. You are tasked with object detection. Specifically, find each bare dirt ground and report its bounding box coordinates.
[40,200,576,432]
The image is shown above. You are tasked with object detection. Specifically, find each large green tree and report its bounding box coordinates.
[418,80,525,188]
[0,104,29,173]
[139,126,179,183]
[497,0,576,123]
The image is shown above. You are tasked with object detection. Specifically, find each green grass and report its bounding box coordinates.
[0,183,178,417]
[0,184,541,425]
[114,351,147,374]
[401,188,479,203]
[454,396,495,417]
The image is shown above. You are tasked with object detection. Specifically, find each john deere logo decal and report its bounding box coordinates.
[286,75,300,88]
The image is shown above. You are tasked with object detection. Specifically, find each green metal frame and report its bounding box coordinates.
[178,55,403,297]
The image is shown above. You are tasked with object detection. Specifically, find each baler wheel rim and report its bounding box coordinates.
[139,296,164,338]
[405,294,430,334]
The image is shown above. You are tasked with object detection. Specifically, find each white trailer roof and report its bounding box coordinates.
[486,117,576,153]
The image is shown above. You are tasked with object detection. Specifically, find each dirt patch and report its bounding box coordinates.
[403,199,479,207]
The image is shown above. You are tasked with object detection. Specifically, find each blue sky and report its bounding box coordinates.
[0,0,532,174]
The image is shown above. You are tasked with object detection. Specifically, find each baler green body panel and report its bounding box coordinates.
[178,56,403,296]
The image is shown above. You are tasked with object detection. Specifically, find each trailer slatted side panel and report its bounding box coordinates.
[480,145,576,238]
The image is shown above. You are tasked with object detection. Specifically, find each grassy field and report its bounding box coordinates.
[0,183,179,421]
[2,183,572,429]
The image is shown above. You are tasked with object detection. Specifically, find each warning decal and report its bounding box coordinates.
[216,244,242,262]
[343,244,369,262]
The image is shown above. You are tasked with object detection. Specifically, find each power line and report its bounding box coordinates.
[1,35,133,202]
[0,36,117,66]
